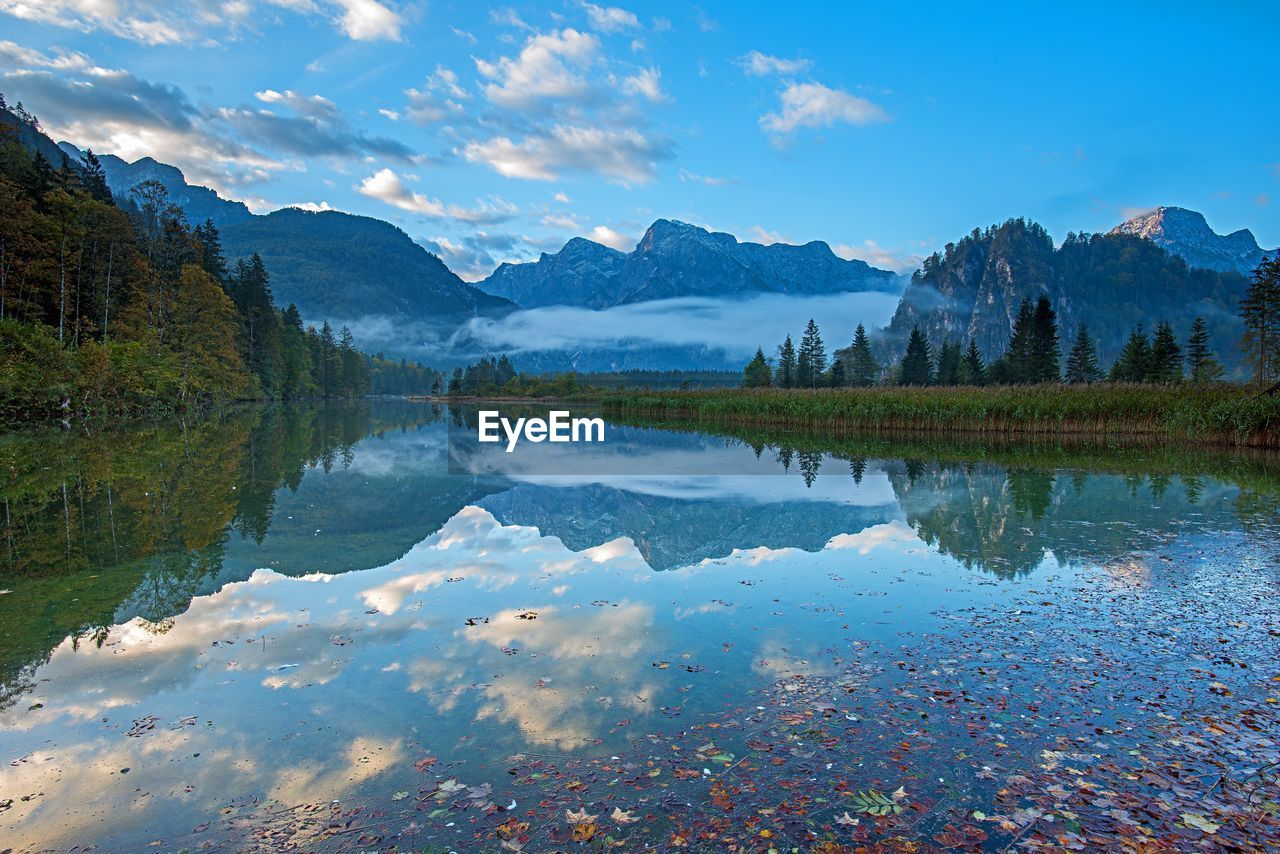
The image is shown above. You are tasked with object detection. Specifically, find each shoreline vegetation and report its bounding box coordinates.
[602,385,1280,449]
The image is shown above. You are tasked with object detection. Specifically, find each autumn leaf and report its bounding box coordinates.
[565,808,598,824]
[835,811,860,826]
[611,807,641,824]
[571,822,598,842]
[1181,813,1220,834]
[413,756,438,772]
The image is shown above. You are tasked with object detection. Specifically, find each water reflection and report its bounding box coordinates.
[1,403,1278,848]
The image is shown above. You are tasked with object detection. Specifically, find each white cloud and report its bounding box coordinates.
[463,291,903,357]
[378,108,400,120]
[833,240,923,274]
[749,225,788,245]
[588,225,634,250]
[356,168,517,223]
[404,64,470,123]
[678,168,736,187]
[621,66,664,102]
[738,50,812,77]
[489,6,532,30]
[0,0,403,44]
[580,1,639,32]
[463,124,671,184]
[542,212,581,229]
[475,28,599,108]
[553,191,571,203]
[760,81,888,134]
[254,88,338,120]
[332,0,403,41]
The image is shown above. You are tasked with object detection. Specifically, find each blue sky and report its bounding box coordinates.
[2,0,1277,280]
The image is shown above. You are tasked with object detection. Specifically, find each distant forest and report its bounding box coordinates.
[0,97,438,421]
[745,254,1280,389]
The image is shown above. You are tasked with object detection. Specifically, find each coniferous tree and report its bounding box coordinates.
[1030,294,1060,382]
[1064,324,1102,383]
[797,318,826,388]
[1185,316,1223,383]
[1149,321,1183,383]
[1241,256,1280,383]
[898,326,933,386]
[848,323,878,386]
[495,354,517,387]
[1110,325,1153,382]
[829,357,845,387]
[742,348,772,387]
[447,367,463,396]
[775,335,796,389]
[935,338,962,385]
[1003,296,1037,383]
[78,149,113,204]
[959,338,986,385]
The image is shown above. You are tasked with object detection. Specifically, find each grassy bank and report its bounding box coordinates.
[602,384,1280,448]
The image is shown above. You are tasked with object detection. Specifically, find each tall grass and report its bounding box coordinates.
[602,384,1280,448]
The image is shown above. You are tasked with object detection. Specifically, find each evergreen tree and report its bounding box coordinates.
[495,354,517,387]
[1030,294,1060,382]
[829,357,845,387]
[1110,325,1152,382]
[898,326,933,386]
[797,318,826,388]
[78,149,113,204]
[742,348,772,387]
[318,321,340,397]
[447,367,463,396]
[935,338,962,385]
[1003,296,1037,383]
[775,335,796,389]
[1185,316,1223,383]
[1241,255,1280,383]
[1149,321,1183,383]
[959,338,986,385]
[848,323,878,386]
[1064,324,1102,383]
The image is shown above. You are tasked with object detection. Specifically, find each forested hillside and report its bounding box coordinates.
[0,99,435,421]
[884,219,1250,372]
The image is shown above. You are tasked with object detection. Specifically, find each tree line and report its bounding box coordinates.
[743,256,1280,389]
[0,100,437,419]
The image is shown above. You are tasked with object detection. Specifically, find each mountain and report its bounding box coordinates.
[38,138,514,325]
[883,217,1250,373]
[1111,206,1274,276]
[219,209,513,322]
[1,107,76,169]
[479,218,899,309]
[58,142,253,229]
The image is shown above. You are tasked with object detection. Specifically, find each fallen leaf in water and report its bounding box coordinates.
[611,807,640,824]
[565,808,598,823]
[1181,813,1220,834]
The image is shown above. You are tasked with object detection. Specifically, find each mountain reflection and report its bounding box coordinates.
[2,402,1278,711]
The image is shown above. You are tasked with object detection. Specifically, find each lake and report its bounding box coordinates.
[2,402,1278,850]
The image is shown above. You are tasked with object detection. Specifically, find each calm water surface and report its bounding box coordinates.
[1,403,1278,850]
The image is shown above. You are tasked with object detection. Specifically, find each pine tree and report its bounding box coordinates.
[829,357,845,387]
[1004,296,1036,383]
[495,354,516,387]
[1064,324,1102,383]
[898,326,933,386]
[959,338,985,385]
[775,335,796,389]
[797,318,826,388]
[1185,317,1223,383]
[78,149,113,204]
[848,323,878,386]
[1030,294,1060,382]
[742,348,772,387]
[1110,325,1152,382]
[1149,321,1182,383]
[1241,256,1280,383]
[447,367,463,396]
[935,338,961,385]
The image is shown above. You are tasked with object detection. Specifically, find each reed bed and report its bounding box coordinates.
[602,384,1280,448]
